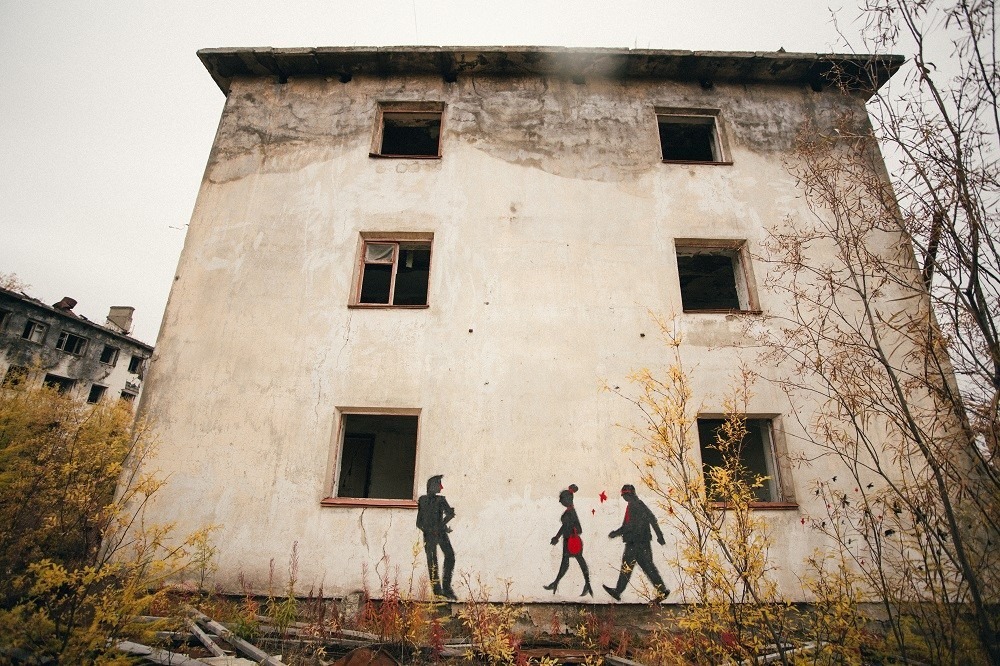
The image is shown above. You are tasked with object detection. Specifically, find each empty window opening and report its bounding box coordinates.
[43,374,75,394]
[21,320,47,344]
[358,240,431,306]
[119,390,137,403]
[379,112,441,157]
[676,241,756,312]
[657,113,723,162]
[0,309,10,331]
[336,414,418,500]
[99,344,120,366]
[56,331,89,356]
[698,418,781,503]
[87,384,107,404]
[128,355,145,374]
[3,366,28,387]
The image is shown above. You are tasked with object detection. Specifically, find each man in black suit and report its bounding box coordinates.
[603,484,669,601]
[416,474,456,599]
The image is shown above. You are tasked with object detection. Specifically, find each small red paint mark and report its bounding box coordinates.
[801,517,806,525]
[591,508,596,516]
[599,491,608,503]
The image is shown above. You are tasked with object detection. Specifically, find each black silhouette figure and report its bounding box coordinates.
[543,484,593,597]
[603,484,669,601]
[416,474,456,600]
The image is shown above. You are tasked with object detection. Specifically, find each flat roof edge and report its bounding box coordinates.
[197,46,904,97]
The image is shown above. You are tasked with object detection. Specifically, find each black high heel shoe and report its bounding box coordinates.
[543,582,558,593]
[581,582,593,597]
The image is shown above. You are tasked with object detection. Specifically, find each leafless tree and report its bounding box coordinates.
[758,0,998,662]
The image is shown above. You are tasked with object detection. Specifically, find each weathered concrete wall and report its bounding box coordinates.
[140,69,885,603]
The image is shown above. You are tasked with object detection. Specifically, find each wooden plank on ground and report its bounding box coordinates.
[187,606,286,666]
[187,617,228,657]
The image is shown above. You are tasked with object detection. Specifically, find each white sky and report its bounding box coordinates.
[0,0,873,343]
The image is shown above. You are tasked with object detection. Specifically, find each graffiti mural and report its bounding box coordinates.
[543,484,593,596]
[603,484,670,601]
[416,474,457,599]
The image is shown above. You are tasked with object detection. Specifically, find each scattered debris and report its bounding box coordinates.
[116,640,206,665]
[186,606,286,665]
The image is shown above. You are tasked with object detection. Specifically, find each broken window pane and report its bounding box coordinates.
[21,320,47,343]
[380,113,441,157]
[393,244,431,306]
[3,366,28,387]
[698,418,780,503]
[43,373,75,394]
[87,384,107,404]
[56,331,89,355]
[100,344,120,366]
[357,240,431,306]
[677,252,742,311]
[658,115,719,162]
[337,414,418,500]
[359,263,393,304]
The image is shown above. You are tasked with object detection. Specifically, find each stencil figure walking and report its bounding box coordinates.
[416,474,456,600]
[603,484,669,601]
[543,484,593,596]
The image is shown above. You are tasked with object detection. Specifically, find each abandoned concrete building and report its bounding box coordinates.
[0,287,153,407]
[137,47,905,603]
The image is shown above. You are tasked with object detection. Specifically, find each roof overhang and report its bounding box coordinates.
[198,46,903,99]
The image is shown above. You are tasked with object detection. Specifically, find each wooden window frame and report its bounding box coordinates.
[56,330,89,356]
[697,414,797,509]
[675,238,761,314]
[87,384,107,404]
[655,107,733,165]
[350,233,433,309]
[370,101,445,159]
[322,407,421,509]
[21,319,48,344]
[99,344,120,366]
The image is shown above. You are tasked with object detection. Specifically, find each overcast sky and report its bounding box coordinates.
[0,0,877,343]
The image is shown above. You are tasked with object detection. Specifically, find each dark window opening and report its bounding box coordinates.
[119,390,137,403]
[21,320,47,343]
[56,331,88,355]
[43,374,75,394]
[3,366,28,387]
[379,112,441,157]
[87,384,107,404]
[336,414,418,500]
[128,355,145,374]
[698,418,780,503]
[658,116,718,162]
[0,309,11,331]
[358,241,431,306]
[677,251,743,311]
[100,345,120,366]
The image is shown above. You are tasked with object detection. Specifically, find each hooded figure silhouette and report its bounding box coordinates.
[416,475,456,599]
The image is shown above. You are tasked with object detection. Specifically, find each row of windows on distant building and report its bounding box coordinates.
[0,309,146,373]
[1,364,138,405]
[370,102,731,163]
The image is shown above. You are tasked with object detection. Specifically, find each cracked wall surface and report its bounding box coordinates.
[137,61,891,603]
